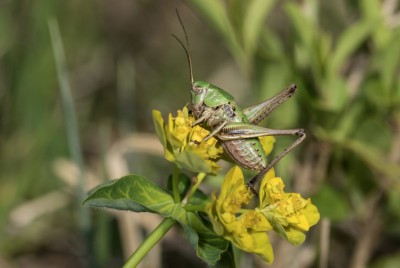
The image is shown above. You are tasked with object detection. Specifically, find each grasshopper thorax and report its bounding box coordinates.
[192,81,234,106]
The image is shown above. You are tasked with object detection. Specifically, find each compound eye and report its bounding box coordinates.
[192,85,203,95]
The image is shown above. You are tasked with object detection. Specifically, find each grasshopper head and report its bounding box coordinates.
[191,80,235,119]
[191,80,209,118]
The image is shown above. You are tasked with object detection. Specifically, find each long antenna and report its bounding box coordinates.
[171,9,194,84]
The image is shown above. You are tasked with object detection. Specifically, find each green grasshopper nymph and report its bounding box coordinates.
[172,11,305,192]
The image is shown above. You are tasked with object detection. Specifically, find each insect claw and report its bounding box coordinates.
[246,183,258,196]
[288,83,297,94]
[192,140,200,145]
[297,129,305,136]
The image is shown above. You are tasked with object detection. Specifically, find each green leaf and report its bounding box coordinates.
[328,102,363,141]
[312,183,349,221]
[260,28,285,60]
[360,0,381,20]
[320,77,348,111]
[175,150,213,173]
[152,110,167,148]
[0,9,13,54]
[359,0,389,48]
[352,116,392,152]
[187,188,211,208]
[186,0,229,38]
[242,0,276,57]
[388,190,400,220]
[85,176,229,265]
[83,174,179,216]
[152,110,175,162]
[343,139,400,180]
[264,211,288,240]
[380,31,400,91]
[86,179,120,196]
[370,254,400,268]
[214,244,236,268]
[315,128,400,180]
[285,3,315,48]
[181,212,229,265]
[329,19,376,74]
[187,0,246,69]
[364,77,389,108]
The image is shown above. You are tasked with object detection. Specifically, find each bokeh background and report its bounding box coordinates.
[1,0,400,267]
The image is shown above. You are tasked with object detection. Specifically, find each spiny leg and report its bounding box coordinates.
[247,129,306,194]
[217,122,302,140]
[192,110,211,126]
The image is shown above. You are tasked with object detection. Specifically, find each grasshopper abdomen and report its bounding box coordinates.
[221,139,267,171]
[216,102,269,171]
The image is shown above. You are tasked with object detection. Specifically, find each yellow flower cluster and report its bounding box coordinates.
[207,166,274,263]
[258,170,320,245]
[207,166,320,264]
[152,107,223,174]
[153,107,319,264]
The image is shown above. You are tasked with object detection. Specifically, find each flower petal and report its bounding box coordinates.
[258,168,276,208]
[259,136,275,156]
[152,108,223,173]
[206,166,274,264]
[257,169,320,246]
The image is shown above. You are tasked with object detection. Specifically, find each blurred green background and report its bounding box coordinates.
[1,0,400,267]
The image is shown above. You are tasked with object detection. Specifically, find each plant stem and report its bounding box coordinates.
[122,217,176,268]
[185,172,206,202]
[184,204,206,212]
[172,165,181,203]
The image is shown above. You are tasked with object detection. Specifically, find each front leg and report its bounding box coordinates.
[194,105,233,141]
[192,112,210,126]
[204,120,229,141]
[192,104,227,127]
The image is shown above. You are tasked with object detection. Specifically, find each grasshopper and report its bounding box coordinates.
[172,11,305,192]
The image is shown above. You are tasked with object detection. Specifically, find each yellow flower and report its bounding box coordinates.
[206,166,274,264]
[152,107,223,174]
[206,166,320,263]
[259,136,275,156]
[258,169,320,245]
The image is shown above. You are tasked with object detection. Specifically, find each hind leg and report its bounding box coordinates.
[247,129,306,194]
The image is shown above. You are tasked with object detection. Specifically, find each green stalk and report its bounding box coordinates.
[185,172,206,202]
[183,204,206,212]
[172,165,181,203]
[122,217,176,268]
